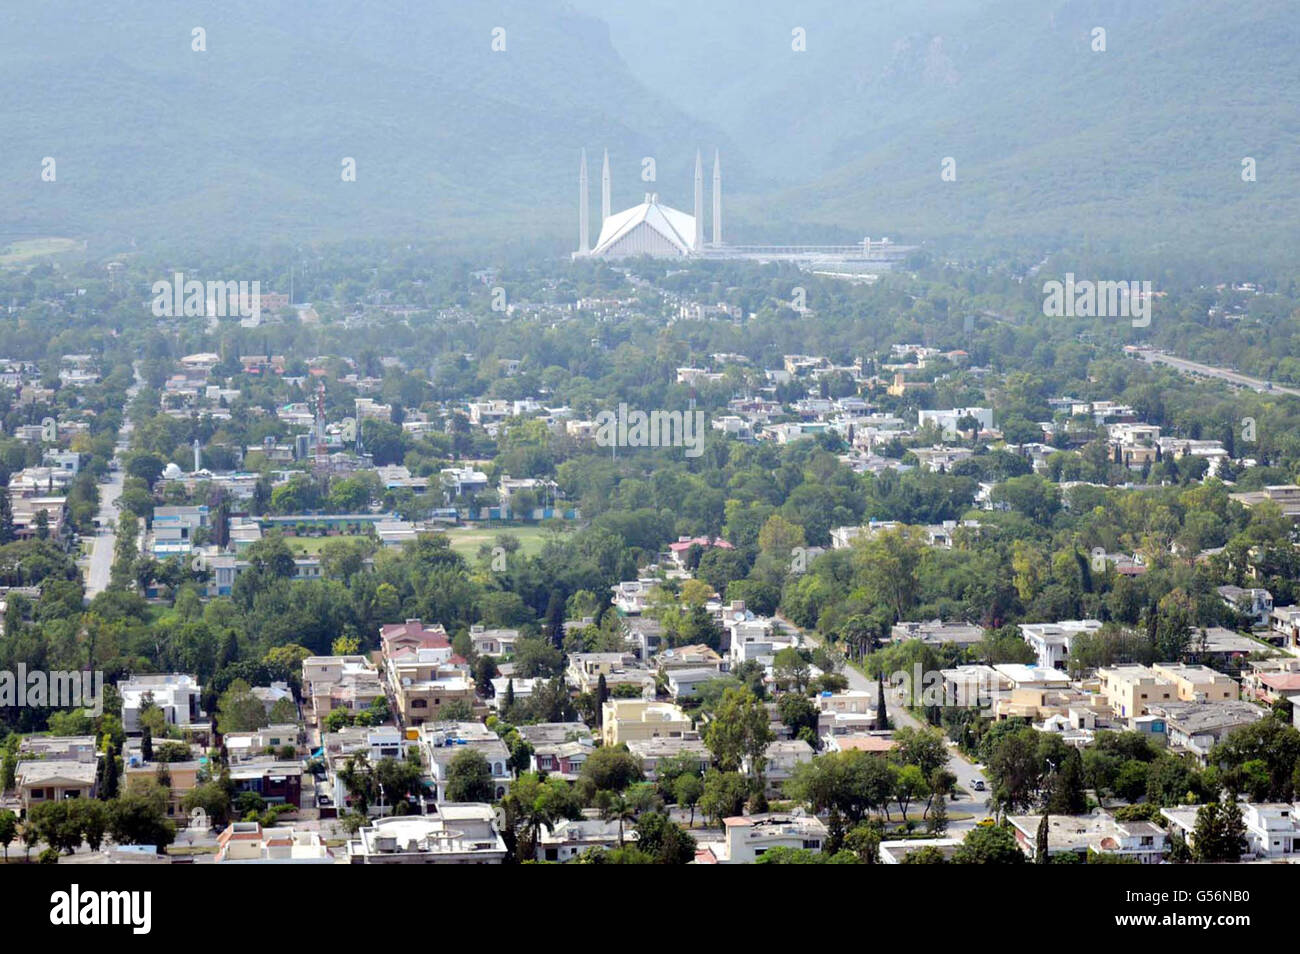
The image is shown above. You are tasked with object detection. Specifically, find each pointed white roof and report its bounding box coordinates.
[591,193,698,257]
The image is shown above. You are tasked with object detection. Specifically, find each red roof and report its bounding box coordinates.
[1260,673,1300,691]
[669,536,734,553]
[380,620,450,653]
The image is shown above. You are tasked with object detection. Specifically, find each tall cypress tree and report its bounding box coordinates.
[596,673,608,727]
[1036,813,1050,864]
[875,671,889,731]
[544,591,565,649]
[100,743,119,799]
[0,492,14,544]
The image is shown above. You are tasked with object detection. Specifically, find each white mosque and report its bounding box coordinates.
[571,148,914,267]
[574,148,721,259]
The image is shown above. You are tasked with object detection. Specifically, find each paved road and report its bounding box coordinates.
[780,616,991,827]
[84,468,123,597]
[1138,350,1300,397]
[84,370,140,599]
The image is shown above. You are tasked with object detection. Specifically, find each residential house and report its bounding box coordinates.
[536,818,634,862]
[120,674,204,734]
[1163,802,1300,860]
[347,807,508,864]
[625,737,710,780]
[14,760,97,814]
[214,822,334,864]
[697,812,828,864]
[302,655,384,725]
[600,699,692,747]
[1019,620,1104,670]
[420,722,512,802]
[1007,812,1167,863]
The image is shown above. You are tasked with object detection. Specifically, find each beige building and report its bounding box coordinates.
[1151,663,1238,703]
[388,651,475,727]
[600,699,692,747]
[15,760,97,814]
[1098,665,1176,720]
[302,655,385,724]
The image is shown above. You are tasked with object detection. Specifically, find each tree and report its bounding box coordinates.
[952,824,1026,864]
[216,679,270,734]
[1191,800,1249,863]
[544,590,565,648]
[1035,813,1050,864]
[1209,718,1300,802]
[875,671,889,731]
[331,634,361,656]
[891,726,950,779]
[268,697,298,725]
[445,749,494,803]
[786,749,897,823]
[109,780,176,850]
[704,687,774,785]
[699,770,750,825]
[99,742,119,800]
[900,845,948,864]
[0,493,14,544]
[984,727,1043,814]
[928,794,949,835]
[632,811,696,864]
[1043,747,1087,814]
[182,782,233,828]
[0,809,15,860]
[595,673,608,727]
[777,693,818,745]
[771,647,812,694]
[844,822,881,863]
[673,773,703,827]
[598,791,638,845]
[894,764,928,818]
[580,746,643,794]
[501,772,581,862]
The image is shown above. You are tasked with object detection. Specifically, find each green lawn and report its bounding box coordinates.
[281,534,349,555]
[0,237,80,264]
[280,525,561,559]
[441,524,557,559]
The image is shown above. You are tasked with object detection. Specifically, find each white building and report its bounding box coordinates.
[576,149,722,259]
[1162,802,1300,860]
[1019,619,1104,670]
[917,407,994,439]
[121,674,204,734]
[347,807,507,864]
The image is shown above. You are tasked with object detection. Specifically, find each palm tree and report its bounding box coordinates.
[600,793,637,846]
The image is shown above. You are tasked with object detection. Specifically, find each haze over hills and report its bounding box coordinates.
[2,0,1298,261]
[0,0,735,251]
[582,0,1300,260]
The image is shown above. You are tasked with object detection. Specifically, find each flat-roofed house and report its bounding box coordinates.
[15,759,97,814]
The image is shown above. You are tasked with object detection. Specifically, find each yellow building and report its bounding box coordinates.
[600,699,693,747]
[1151,663,1239,703]
[1097,665,1176,719]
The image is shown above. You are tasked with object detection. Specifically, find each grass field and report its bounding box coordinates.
[0,237,81,264]
[280,525,562,559]
[442,525,556,559]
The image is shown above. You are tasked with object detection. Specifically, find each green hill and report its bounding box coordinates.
[3,0,1297,261]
